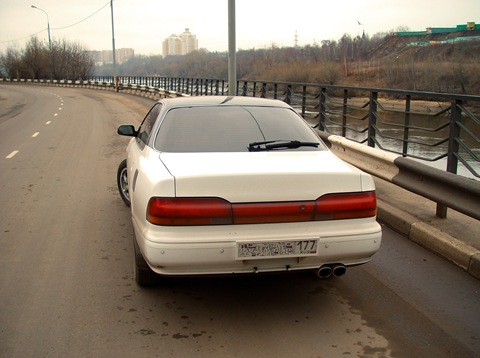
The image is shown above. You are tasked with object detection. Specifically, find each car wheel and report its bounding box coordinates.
[117,159,131,207]
[133,238,159,287]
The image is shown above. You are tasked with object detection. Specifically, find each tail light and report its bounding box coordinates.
[314,192,377,220]
[147,191,376,226]
[147,197,232,225]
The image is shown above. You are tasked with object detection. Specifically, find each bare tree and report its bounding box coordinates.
[0,47,23,79]
[0,37,94,81]
[22,37,49,79]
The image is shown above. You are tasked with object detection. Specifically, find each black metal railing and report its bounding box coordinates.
[8,76,480,178]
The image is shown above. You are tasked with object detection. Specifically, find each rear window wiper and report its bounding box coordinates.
[248,140,319,152]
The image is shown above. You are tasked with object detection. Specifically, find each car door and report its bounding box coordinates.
[127,103,162,208]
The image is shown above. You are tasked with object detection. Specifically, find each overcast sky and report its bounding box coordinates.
[1,0,479,55]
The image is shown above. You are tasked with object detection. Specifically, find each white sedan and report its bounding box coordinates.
[117,96,381,286]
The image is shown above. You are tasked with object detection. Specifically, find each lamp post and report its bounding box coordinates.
[228,0,236,95]
[110,0,118,91]
[31,5,52,80]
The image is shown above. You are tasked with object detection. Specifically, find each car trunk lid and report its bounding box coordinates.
[159,151,365,202]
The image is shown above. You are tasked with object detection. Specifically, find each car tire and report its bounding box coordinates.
[133,238,159,287]
[117,159,131,207]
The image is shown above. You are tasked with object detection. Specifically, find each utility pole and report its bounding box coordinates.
[110,0,118,90]
[228,0,236,96]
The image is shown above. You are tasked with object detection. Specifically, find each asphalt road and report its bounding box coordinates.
[1,85,479,358]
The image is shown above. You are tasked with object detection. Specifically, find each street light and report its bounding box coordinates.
[110,0,118,90]
[31,5,52,53]
[31,5,52,80]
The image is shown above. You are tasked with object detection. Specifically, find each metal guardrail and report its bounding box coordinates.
[3,76,480,220]
[317,132,480,221]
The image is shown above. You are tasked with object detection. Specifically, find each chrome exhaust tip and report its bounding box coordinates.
[316,265,333,278]
[332,264,346,277]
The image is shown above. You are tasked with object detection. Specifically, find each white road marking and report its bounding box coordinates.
[6,151,19,159]
[46,121,51,125]
[54,113,58,117]
[32,132,40,138]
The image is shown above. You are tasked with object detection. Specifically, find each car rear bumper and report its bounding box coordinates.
[132,218,382,276]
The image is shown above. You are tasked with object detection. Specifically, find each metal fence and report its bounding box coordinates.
[10,76,480,178]
[88,76,480,179]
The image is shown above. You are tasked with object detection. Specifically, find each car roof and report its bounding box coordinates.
[158,96,292,110]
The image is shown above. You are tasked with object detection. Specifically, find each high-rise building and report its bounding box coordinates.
[162,28,198,56]
[89,48,135,65]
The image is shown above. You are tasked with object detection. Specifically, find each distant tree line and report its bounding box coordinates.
[95,32,386,83]
[2,30,479,95]
[0,37,94,80]
[93,31,479,95]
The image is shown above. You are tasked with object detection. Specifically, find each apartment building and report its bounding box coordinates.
[90,48,135,65]
[162,28,198,56]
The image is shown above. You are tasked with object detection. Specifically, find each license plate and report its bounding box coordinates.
[237,240,318,260]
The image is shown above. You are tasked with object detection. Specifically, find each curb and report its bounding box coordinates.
[377,199,480,280]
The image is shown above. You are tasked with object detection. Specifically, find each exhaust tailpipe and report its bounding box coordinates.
[316,265,333,279]
[332,264,346,277]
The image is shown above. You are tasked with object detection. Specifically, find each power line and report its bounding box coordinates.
[0,1,111,45]
[52,1,110,30]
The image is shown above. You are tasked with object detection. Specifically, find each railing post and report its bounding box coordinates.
[261,83,267,98]
[367,91,378,148]
[342,89,348,137]
[436,99,463,218]
[447,99,461,175]
[318,87,327,131]
[285,84,292,105]
[195,79,199,96]
[203,79,208,96]
[301,85,307,118]
[242,81,248,96]
[402,95,411,156]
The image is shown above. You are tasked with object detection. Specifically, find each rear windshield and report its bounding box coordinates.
[153,106,324,152]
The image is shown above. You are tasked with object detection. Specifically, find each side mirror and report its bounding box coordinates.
[117,125,137,137]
